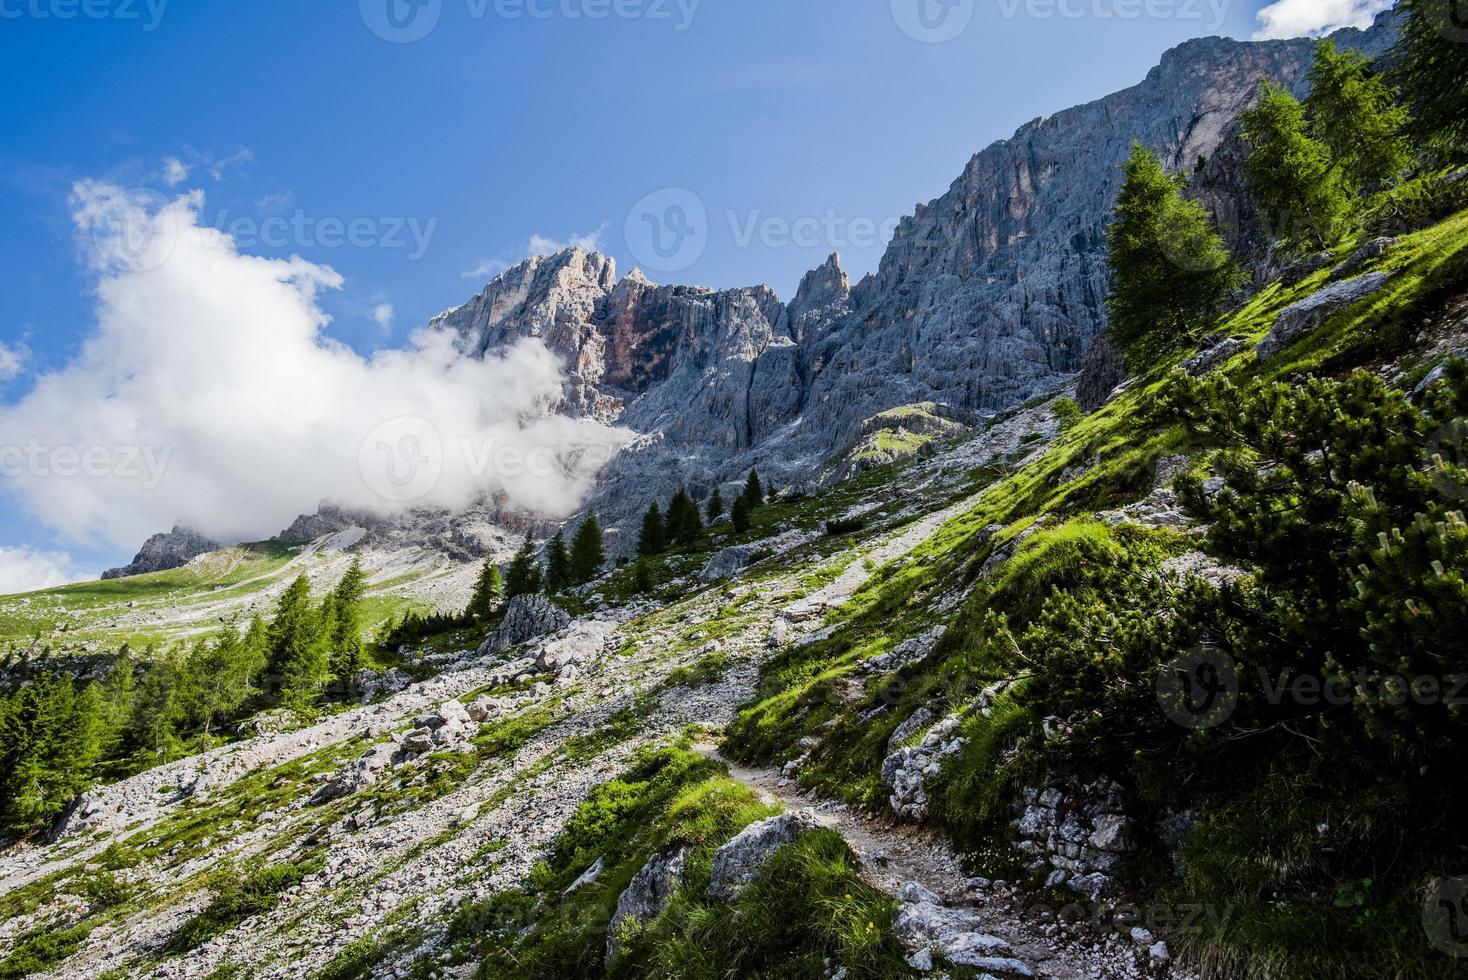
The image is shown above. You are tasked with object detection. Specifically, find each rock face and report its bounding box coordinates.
[424,16,1397,550]
[101,527,218,580]
[606,848,688,961]
[1012,780,1135,901]
[480,595,571,654]
[1256,271,1393,361]
[706,810,821,901]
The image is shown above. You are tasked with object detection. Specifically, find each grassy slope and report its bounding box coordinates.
[722,207,1468,979]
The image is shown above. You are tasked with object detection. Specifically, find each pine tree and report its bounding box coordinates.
[743,470,765,509]
[1308,40,1410,193]
[1104,142,1241,362]
[633,559,655,595]
[544,531,571,594]
[706,487,725,522]
[1240,82,1347,249]
[569,513,607,584]
[667,490,703,547]
[1392,0,1468,158]
[731,493,752,534]
[639,502,666,557]
[184,620,266,738]
[466,561,505,621]
[327,556,367,680]
[266,575,328,703]
[504,534,543,598]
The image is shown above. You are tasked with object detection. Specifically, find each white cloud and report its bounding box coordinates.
[528,227,607,256]
[0,342,23,383]
[371,303,395,333]
[0,182,632,552]
[1253,0,1393,39]
[162,157,190,186]
[463,227,609,281]
[462,257,510,280]
[0,547,86,595]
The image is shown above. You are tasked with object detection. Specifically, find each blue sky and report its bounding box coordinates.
[0,0,1382,589]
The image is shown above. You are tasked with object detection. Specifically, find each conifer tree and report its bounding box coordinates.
[1104,142,1241,362]
[1240,82,1347,249]
[466,560,504,621]
[544,531,571,594]
[731,492,752,534]
[706,487,725,522]
[639,502,666,557]
[327,556,367,680]
[667,490,703,547]
[569,513,606,584]
[743,470,765,509]
[1308,40,1410,193]
[266,575,328,703]
[1392,0,1468,158]
[504,534,543,598]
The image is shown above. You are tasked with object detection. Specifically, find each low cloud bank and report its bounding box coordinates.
[0,182,630,554]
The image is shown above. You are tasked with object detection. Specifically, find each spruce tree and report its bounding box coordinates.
[505,534,543,598]
[1240,82,1347,249]
[327,556,367,680]
[1392,0,1468,158]
[544,531,571,594]
[667,490,703,547]
[731,493,752,534]
[639,502,666,557]
[1307,40,1410,193]
[743,470,765,509]
[1104,142,1241,362]
[707,487,725,522]
[266,575,328,703]
[569,513,606,584]
[467,561,504,621]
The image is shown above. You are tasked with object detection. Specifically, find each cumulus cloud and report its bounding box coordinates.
[0,182,632,551]
[371,303,395,333]
[463,226,609,280]
[0,342,23,383]
[1253,0,1393,39]
[162,157,190,186]
[0,547,86,595]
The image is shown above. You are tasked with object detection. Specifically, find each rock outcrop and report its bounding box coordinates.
[101,527,218,580]
[706,810,821,901]
[480,594,572,655]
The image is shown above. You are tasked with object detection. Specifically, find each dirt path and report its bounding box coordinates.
[702,748,1166,980]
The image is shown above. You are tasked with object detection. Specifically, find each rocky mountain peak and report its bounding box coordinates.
[101,526,218,580]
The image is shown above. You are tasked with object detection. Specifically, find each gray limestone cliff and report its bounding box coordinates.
[424,15,1398,549]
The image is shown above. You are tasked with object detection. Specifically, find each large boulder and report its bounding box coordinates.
[606,848,688,961]
[706,810,821,901]
[699,545,762,583]
[1256,272,1392,361]
[479,595,571,655]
